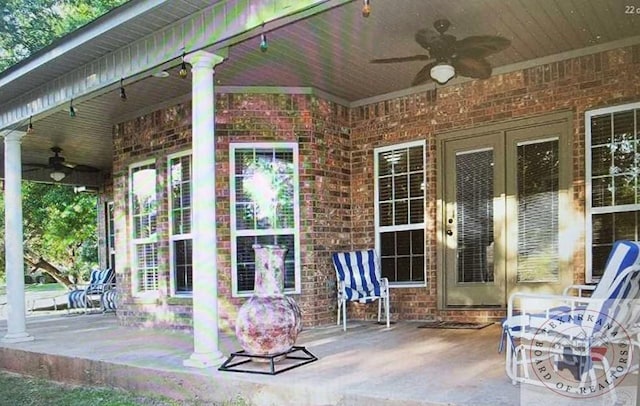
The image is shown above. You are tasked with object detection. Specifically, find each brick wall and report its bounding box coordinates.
[110,44,640,329]
[349,45,640,322]
[112,93,349,329]
[112,102,192,329]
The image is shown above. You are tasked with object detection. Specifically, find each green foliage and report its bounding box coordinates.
[56,0,127,34]
[24,182,98,274]
[0,0,124,280]
[0,0,60,70]
[0,0,127,72]
[0,182,98,281]
[0,188,4,282]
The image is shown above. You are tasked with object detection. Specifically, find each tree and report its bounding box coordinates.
[0,183,98,285]
[23,183,98,281]
[0,0,125,283]
[1,0,127,72]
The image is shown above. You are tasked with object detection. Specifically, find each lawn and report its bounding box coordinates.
[0,283,67,297]
[24,283,68,293]
[0,371,249,406]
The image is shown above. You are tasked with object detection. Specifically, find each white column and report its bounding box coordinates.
[183,50,226,368]
[2,132,33,343]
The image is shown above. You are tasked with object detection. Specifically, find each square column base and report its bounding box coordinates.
[183,351,225,368]
[2,332,34,343]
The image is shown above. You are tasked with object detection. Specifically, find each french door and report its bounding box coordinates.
[441,120,572,307]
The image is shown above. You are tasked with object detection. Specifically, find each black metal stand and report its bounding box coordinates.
[218,346,318,375]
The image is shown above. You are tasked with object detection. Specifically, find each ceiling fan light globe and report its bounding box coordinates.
[361,0,371,17]
[50,171,66,182]
[430,63,455,84]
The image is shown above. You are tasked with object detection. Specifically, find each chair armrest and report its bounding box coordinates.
[562,284,596,297]
[379,277,389,294]
[507,291,601,319]
[337,280,346,299]
[509,265,640,319]
[86,281,116,295]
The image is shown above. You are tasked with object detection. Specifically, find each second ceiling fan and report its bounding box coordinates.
[24,147,100,182]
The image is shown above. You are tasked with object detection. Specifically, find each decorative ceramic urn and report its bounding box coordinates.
[235,244,302,356]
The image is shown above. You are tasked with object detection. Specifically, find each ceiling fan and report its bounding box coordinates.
[23,147,100,182]
[370,19,510,85]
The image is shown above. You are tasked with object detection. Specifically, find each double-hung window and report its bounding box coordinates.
[168,152,193,295]
[586,102,640,281]
[129,161,159,293]
[374,141,426,285]
[230,143,300,296]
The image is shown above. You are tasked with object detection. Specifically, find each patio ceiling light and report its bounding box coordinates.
[430,62,455,84]
[50,170,66,182]
[119,78,127,101]
[259,25,268,53]
[27,116,34,134]
[179,52,188,79]
[69,99,76,117]
[362,0,371,17]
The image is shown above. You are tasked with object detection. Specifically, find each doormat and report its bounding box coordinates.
[417,321,493,330]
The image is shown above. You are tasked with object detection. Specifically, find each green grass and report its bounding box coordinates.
[24,283,67,293]
[0,371,251,406]
[0,283,67,297]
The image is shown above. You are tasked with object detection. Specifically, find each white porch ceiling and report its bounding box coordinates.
[1,0,639,187]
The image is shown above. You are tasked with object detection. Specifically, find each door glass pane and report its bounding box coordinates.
[516,140,559,282]
[455,149,494,283]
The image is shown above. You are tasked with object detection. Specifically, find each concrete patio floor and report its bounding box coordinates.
[0,312,523,405]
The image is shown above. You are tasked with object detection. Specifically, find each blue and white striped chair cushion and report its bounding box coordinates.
[85,268,115,295]
[590,240,640,300]
[68,289,86,309]
[67,268,116,311]
[101,289,117,312]
[501,240,640,352]
[332,250,382,303]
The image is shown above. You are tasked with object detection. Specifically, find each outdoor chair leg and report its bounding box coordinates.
[377,299,382,323]
[342,300,347,331]
[84,293,89,314]
[385,296,390,328]
[504,338,520,385]
[521,346,530,379]
[337,301,341,326]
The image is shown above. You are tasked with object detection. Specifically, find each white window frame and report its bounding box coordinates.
[229,142,301,297]
[585,101,640,282]
[129,159,159,296]
[168,150,193,297]
[374,140,427,287]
